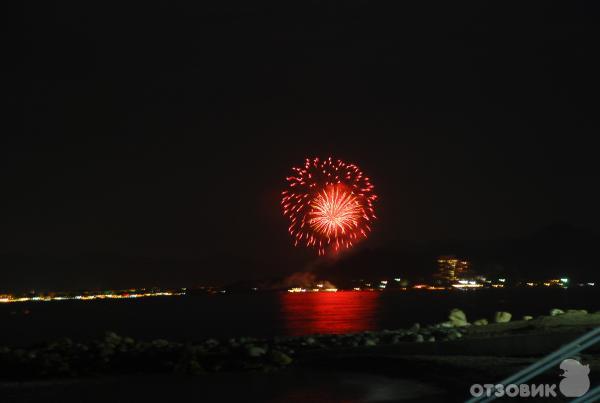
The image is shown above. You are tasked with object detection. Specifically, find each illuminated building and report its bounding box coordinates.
[435,256,470,284]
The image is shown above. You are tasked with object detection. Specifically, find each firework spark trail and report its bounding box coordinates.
[309,184,362,238]
[282,157,377,256]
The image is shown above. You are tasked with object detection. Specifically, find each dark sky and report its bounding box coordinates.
[8,2,600,289]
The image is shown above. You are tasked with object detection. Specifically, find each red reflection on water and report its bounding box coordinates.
[280,291,380,336]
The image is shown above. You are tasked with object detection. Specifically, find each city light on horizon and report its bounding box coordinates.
[0,289,186,304]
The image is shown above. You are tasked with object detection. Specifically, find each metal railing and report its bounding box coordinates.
[466,326,600,402]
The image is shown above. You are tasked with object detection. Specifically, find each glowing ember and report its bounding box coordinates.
[282,157,377,255]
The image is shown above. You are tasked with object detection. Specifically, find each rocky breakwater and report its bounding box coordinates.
[1,307,598,379]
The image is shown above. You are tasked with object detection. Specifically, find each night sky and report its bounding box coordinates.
[9,2,599,290]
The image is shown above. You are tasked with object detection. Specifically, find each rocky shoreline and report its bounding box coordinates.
[1,307,597,380]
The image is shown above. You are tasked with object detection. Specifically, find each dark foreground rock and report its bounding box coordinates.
[2,309,599,380]
[0,333,294,379]
[1,308,598,402]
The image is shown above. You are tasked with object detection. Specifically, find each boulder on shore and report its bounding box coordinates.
[550,308,565,316]
[566,309,587,315]
[269,350,292,366]
[245,345,267,357]
[473,319,488,326]
[362,338,377,347]
[494,311,512,323]
[448,309,468,327]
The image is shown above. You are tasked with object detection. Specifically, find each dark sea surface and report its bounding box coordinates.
[1,288,597,346]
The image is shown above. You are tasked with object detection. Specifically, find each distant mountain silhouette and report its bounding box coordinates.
[1,224,597,292]
[318,223,599,283]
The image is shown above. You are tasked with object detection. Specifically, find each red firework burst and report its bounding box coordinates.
[281,157,377,255]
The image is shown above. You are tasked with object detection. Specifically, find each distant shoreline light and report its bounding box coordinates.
[0,291,185,304]
[287,287,338,293]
